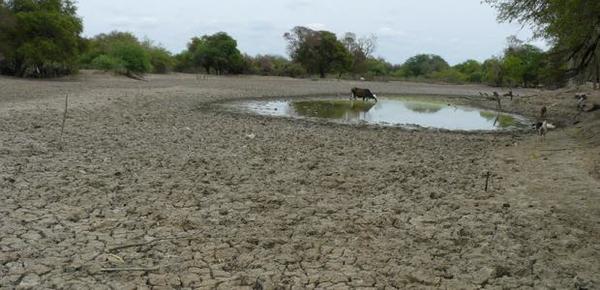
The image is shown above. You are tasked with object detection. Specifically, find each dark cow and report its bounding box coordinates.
[351,87,378,102]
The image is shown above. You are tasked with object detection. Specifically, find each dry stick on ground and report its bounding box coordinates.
[484,171,491,192]
[108,232,203,252]
[59,94,69,150]
[100,267,160,272]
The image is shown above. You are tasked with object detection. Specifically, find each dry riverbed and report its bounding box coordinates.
[1,72,599,289]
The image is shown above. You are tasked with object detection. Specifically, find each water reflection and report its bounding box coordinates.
[403,101,444,114]
[292,100,375,119]
[235,96,529,131]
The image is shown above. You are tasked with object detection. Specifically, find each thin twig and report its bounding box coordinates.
[100,267,160,272]
[108,233,203,252]
[59,94,69,150]
[541,148,585,152]
[484,171,491,192]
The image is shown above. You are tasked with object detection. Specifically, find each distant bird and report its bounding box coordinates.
[503,90,514,101]
[532,120,555,140]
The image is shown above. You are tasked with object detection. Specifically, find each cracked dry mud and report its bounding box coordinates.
[1,72,599,289]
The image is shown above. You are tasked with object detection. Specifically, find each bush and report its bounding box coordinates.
[109,42,151,74]
[81,32,165,76]
[282,62,306,77]
[147,47,173,74]
[402,54,450,77]
[429,69,468,84]
[91,55,124,72]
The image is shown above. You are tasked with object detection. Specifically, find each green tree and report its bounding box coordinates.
[402,54,450,77]
[189,32,243,75]
[79,31,137,66]
[430,69,468,84]
[249,54,292,76]
[0,4,15,62]
[90,54,124,72]
[453,59,483,82]
[284,26,352,78]
[173,51,193,73]
[501,55,527,86]
[341,32,377,76]
[503,37,545,87]
[365,57,392,77]
[80,31,152,75]
[281,62,307,78]
[110,42,151,75]
[483,57,505,86]
[485,0,600,87]
[142,39,174,74]
[0,0,83,77]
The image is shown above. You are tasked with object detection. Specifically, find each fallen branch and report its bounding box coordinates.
[124,72,148,81]
[59,94,69,151]
[484,171,491,192]
[108,232,203,252]
[100,267,159,272]
[541,147,585,152]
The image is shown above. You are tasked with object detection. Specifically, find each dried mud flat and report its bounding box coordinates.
[1,72,599,289]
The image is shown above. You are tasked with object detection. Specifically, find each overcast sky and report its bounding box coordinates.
[77,0,547,65]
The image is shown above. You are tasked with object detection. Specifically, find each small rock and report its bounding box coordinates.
[167,274,182,287]
[147,273,168,286]
[503,203,511,208]
[472,267,495,285]
[180,273,202,287]
[65,208,86,222]
[246,133,256,139]
[86,264,103,275]
[17,273,40,290]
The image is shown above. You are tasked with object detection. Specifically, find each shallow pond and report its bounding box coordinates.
[228,96,530,131]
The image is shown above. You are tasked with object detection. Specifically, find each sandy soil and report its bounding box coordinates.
[1,71,599,289]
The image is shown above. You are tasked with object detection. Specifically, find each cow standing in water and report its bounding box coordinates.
[351,87,378,102]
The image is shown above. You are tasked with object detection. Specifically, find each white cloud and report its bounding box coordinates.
[108,17,159,30]
[77,0,548,65]
[305,23,327,31]
[377,27,406,37]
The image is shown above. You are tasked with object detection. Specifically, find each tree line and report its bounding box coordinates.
[0,0,598,89]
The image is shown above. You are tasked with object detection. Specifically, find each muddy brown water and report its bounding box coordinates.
[227,96,530,131]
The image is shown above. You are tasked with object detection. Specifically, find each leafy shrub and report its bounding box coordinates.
[282,62,307,77]
[429,69,468,84]
[91,55,124,72]
[109,42,151,74]
[147,47,173,74]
